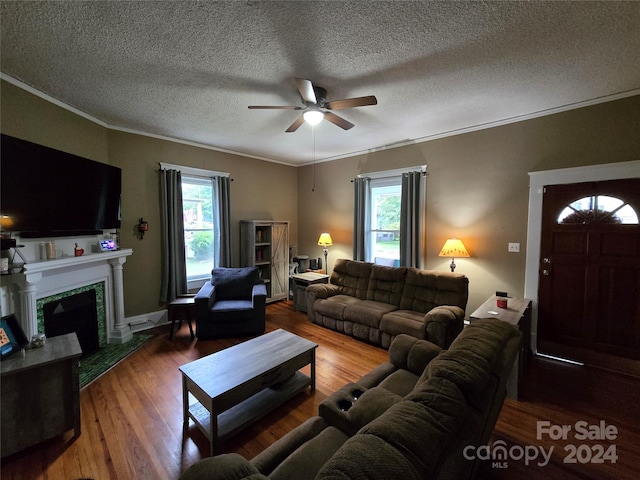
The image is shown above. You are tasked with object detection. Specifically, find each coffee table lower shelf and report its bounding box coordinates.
[186,371,311,451]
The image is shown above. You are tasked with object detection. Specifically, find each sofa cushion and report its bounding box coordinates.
[268,425,350,480]
[400,268,468,313]
[313,295,361,320]
[211,267,260,300]
[417,319,521,410]
[380,310,427,339]
[387,333,442,375]
[329,259,373,299]
[343,300,398,328]
[366,264,407,306]
[317,377,466,480]
[179,453,267,480]
[377,369,421,397]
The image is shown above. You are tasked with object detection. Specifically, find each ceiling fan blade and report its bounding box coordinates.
[325,95,378,110]
[285,115,305,133]
[323,111,355,130]
[248,105,301,110]
[295,78,317,104]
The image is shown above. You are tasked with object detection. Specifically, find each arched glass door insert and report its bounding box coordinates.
[557,195,639,224]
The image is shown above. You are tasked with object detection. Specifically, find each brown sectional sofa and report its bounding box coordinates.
[306,259,469,349]
[179,319,521,480]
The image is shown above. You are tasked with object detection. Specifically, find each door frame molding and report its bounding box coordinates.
[525,160,640,352]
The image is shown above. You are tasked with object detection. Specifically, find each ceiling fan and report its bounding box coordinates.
[248,78,377,132]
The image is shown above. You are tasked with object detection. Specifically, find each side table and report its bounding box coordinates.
[1,332,82,458]
[168,295,196,340]
[291,272,329,312]
[469,295,531,400]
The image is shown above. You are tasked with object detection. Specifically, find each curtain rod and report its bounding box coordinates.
[355,165,427,180]
[159,162,230,178]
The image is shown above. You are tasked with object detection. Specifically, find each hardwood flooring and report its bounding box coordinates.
[2,300,639,479]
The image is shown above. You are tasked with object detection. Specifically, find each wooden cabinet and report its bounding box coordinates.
[240,221,289,303]
[1,333,82,458]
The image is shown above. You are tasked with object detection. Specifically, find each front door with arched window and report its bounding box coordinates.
[538,178,640,372]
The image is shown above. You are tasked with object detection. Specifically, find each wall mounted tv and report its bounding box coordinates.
[1,134,121,238]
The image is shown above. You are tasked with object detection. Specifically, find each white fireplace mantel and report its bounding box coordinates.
[4,248,133,343]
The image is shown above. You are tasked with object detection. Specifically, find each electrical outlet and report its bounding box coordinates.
[508,242,520,253]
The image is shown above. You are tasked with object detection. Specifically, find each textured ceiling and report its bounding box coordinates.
[1,1,639,166]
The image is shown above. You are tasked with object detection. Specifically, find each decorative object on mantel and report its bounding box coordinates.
[317,232,333,274]
[138,217,149,240]
[438,238,470,272]
[74,243,84,257]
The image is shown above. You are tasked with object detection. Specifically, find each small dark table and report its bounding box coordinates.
[168,295,195,340]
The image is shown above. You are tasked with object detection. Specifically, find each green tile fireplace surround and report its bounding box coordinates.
[1,248,133,344]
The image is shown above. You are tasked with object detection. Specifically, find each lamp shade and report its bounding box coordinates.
[318,232,333,247]
[438,238,470,258]
[303,109,324,126]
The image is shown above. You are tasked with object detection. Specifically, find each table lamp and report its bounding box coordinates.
[317,233,333,273]
[438,238,470,272]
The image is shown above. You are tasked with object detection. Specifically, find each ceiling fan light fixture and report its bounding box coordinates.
[303,109,324,126]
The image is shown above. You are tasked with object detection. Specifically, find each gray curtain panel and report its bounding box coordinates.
[400,170,426,268]
[353,176,370,261]
[160,169,188,303]
[213,175,232,267]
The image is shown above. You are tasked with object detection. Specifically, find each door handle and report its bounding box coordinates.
[543,269,551,276]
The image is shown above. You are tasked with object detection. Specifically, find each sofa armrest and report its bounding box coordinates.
[179,453,267,480]
[252,283,268,305]
[307,282,340,300]
[319,383,403,436]
[251,416,330,475]
[424,305,465,349]
[194,281,216,321]
[306,283,340,322]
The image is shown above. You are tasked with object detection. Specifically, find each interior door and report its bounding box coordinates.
[537,179,640,369]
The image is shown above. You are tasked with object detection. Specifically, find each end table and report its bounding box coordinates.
[291,272,329,312]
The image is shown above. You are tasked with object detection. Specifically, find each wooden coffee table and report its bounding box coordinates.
[179,329,317,455]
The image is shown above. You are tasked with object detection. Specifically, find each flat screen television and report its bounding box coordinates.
[1,134,121,238]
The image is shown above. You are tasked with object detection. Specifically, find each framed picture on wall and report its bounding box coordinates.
[0,314,29,359]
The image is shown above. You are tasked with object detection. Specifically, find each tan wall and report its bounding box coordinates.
[3,78,638,318]
[297,95,640,313]
[1,80,108,162]
[1,80,298,317]
[107,131,298,316]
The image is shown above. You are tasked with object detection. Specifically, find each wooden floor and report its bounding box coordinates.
[2,300,639,480]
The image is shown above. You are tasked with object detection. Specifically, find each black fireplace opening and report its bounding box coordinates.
[43,289,99,357]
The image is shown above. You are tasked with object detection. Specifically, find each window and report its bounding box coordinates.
[182,175,215,282]
[367,177,401,266]
[558,195,638,224]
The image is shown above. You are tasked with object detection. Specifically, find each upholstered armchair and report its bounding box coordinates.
[194,267,267,339]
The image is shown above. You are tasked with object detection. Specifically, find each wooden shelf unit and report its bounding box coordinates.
[240,221,289,303]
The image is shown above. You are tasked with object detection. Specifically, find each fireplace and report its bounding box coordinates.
[43,289,99,357]
[37,282,108,356]
[1,247,132,343]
